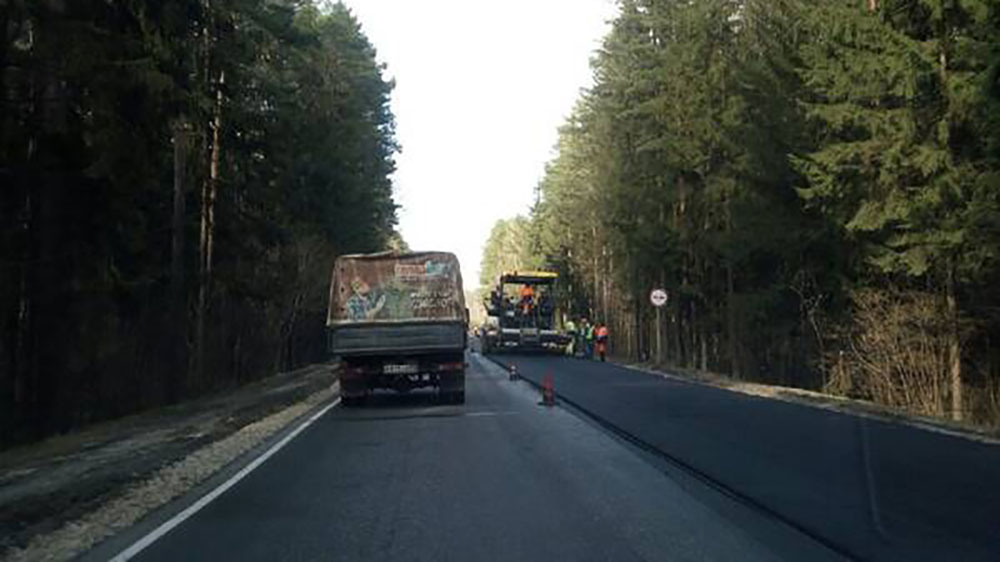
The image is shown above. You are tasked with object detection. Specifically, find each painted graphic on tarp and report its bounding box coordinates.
[328,252,465,324]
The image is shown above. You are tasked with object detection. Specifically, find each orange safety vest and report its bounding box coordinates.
[520,285,535,299]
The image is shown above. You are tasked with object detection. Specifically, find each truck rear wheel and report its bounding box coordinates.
[341,380,367,407]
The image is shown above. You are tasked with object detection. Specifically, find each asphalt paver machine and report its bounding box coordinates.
[481,271,570,353]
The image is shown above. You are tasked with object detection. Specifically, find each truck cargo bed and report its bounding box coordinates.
[330,321,466,357]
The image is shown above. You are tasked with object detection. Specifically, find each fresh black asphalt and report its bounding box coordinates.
[500,353,1000,561]
[126,352,844,561]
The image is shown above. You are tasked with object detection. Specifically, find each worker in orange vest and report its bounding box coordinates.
[595,323,610,362]
[519,284,535,316]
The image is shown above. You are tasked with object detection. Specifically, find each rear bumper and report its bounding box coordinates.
[339,355,466,394]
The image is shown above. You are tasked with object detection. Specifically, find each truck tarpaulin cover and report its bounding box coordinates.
[328,252,465,325]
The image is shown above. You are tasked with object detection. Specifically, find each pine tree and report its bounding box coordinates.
[0,0,401,445]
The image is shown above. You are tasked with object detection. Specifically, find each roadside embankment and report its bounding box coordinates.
[1,364,339,562]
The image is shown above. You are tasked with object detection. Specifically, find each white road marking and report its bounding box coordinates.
[858,417,889,539]
[463,411,519,417]
[109,396,342,561]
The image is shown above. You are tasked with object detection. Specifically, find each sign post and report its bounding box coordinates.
[650,289,668,364]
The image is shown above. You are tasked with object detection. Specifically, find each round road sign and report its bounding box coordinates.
[650,289,668,307]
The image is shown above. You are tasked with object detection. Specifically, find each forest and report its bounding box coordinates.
[0,1,399,446]
[481,0,1000,426]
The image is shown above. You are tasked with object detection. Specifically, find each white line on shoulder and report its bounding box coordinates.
[109,396,341,561]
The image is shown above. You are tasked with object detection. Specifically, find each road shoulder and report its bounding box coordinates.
[619,360,1000,446]
[1,365,339,562]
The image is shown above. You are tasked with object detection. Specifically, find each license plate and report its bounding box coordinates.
[383,362,419,375]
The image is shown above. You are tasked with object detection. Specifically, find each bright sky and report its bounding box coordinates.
[340,0,618,289]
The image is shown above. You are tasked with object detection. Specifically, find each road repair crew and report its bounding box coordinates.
[520,284,535,315]
[564,318,577,356]
[577,318,589,358]
[596,323,610,362]
[585,320,595,359]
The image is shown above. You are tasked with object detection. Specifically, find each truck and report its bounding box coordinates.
[327,251,468,406]
[481,270,571,353]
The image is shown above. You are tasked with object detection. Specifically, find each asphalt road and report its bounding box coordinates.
[499,352,1000,561]
[120,351,842,562]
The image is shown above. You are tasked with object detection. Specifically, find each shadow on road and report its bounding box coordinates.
[352,391,441,409]
[331,390,468,422]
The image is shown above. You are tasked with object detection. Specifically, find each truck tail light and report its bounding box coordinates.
[436,362,465,372]
[344,364,366,377]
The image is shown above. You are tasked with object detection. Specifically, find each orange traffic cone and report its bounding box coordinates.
[541,374,556,406]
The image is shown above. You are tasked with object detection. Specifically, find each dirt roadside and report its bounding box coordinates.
[0,364,339,560]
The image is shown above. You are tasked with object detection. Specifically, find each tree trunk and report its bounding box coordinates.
[13,49,37,411]
[14,171,33,415]
[700,325,708,371]
[690,299,700,370]
[686,300,696,369]
[22,7,69,435]
[935,6,959,420]
[196,68,224,385]
[602,244,610,323]
[172,123,189,291]
[28,77,67,436]
[947,267,963,421]
[170,121,190,400]
[8,9,34,425]
[592,225,599,320]
[633,293,641,361]
[986,331,993,380]
[673,307,683,367]
[725,193,739,379]
[658,269,667,364]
